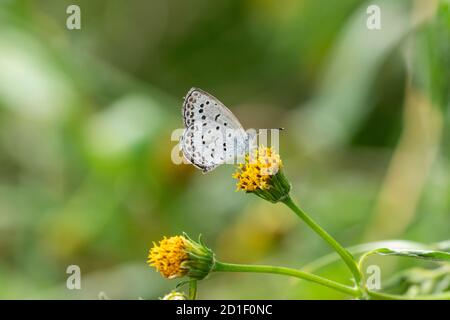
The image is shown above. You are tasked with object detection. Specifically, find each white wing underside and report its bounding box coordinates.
[181,88,248,173]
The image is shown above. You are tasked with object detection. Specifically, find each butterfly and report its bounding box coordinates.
[180,88,253,173]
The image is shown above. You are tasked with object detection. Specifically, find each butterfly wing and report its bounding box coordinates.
[181,88,248,173]
[182,88,244,129]
[181,122,220,173]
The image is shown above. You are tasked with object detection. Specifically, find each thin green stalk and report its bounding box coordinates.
[213,261,361,298]
[282,195,361,285]
[189,279,197,300]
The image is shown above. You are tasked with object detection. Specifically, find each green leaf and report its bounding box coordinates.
[302,240,430,272]
[359,247,450,270]
[372,248,450,262]
[359,247,450,300]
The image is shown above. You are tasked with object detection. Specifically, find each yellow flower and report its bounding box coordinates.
[148,236,189,279]
[233,146,291,203]
[148,233,215,280]
[233,147,283,191]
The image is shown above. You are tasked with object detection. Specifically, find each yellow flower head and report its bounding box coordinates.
[148,235,189,279]
[233,146,291,203]
[148,233,215,280]
[233,147,283,192]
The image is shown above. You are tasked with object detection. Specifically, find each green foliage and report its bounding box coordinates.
[364,248,450,262]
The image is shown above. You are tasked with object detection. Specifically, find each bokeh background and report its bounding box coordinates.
[0,0,448,299]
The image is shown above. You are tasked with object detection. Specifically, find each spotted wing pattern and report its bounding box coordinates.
[181,88,248,173]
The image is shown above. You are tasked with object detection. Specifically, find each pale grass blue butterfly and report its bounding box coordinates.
[180,88,253,173]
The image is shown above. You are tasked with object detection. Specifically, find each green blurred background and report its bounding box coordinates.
[0,0,448,299]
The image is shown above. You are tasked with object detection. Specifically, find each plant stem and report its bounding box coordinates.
[282,195,361,285]
[213,261,361,298]
[188,279,197,300]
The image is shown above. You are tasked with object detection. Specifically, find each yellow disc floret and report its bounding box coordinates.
[148,233,215,280]
[233,147,283,192]
[148,236,189,279]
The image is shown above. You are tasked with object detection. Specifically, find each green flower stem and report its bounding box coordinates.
[188,279,197,300]
[213,261,361,298]
[282,195,362,285]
